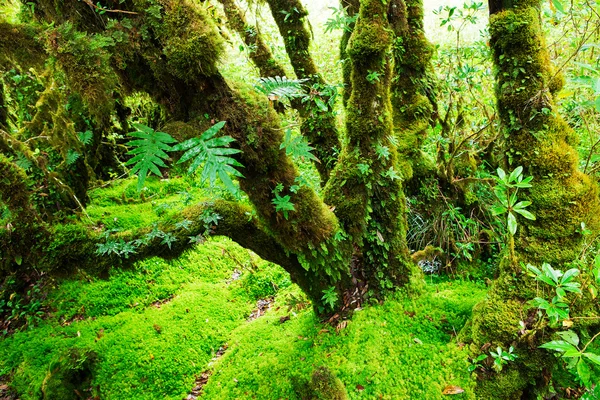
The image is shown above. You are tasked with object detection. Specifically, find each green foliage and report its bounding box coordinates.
[281,129,318,162]
[491,166,535,236]
[125,123,177,192]
[320,286,338,310]
[524,262,581,326]
[540,330,600,389]
[255,76,307,102]
[173,121,243,195]
[324,6,356,33]
[489,346,517,372]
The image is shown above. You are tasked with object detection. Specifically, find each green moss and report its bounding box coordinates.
[0,241,260,399]
[160,0,224,80]
[464,2,600,397]
[202,280,486,399]
[324,0,415,296]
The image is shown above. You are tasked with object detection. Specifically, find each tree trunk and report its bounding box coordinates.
[388,0,437,194]
[323,0,417,296]
[460,1,600,398]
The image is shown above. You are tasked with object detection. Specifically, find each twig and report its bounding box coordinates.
[82,0,138,15]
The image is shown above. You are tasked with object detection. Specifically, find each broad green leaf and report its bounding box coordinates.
[509,166,523,183]
[542,263,562,285]
[540,340,577,353]
[561,268,580,284]
[514,208,536,220]
[526,263,542,277]
[497,167,506,181]
[577,359,591,387]
[583,352,600,366]
[557,330,579,347]
[551,0,565,13]
[491,206,507,216]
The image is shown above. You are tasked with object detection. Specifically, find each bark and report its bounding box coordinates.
[265,0,341,182]
[460,1,600,398]
[0,79,6,128]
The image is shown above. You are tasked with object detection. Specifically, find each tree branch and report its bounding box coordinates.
[265,0,341,183]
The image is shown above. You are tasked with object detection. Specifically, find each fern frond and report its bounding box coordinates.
[255,76,308,102]
[173,121,244,195]
[125,123,177,191]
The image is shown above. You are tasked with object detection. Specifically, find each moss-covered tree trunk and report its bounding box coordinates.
[388,0,437,194]
[323,0,417,297]
[461,1,600,397]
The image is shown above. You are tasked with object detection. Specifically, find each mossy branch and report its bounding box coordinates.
[265,0,341,182]
[218,0,287,78]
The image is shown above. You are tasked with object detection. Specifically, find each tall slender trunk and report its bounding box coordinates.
[461,1,600,398]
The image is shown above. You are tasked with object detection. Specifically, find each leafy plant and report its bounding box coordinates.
[272,184,295,220]
[540,330,600,389]
[467,354,488,373]
[280,129,318,162]
[491,166,535,236]
[366,70,381,84]
[255,76,307,103]
[77,130,93,145]
[525,263,581,326]
[324,6,357,33]
[490,346,518,372]
[125,123,177,191]
[173,121,243,195]
[321,287,338,310]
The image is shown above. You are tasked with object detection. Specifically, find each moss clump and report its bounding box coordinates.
[389,0,437,191]
[324,0,415,295]
[295,366,348,400]
[202,280,485,399]
[160,0,224,80]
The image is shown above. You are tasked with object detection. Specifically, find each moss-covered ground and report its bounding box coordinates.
[0,175,487,400]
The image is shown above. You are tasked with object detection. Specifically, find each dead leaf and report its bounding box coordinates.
[279,315,290,324]
[442,385,465,395]
[413,337,423,345]
[356,384,365,391]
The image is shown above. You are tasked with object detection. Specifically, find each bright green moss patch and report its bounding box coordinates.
[202,280,486,400]
[0,238,287,399]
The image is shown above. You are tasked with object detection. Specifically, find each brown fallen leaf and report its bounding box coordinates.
[442,385,465,395]
[356,384,365,391]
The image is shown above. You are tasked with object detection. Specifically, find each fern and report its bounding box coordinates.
[255,76,307,102]
[66,149,81,166]
[77,130,93,145]
[280,129,318,162]
[173,121,243,195]
[125,123,177,191]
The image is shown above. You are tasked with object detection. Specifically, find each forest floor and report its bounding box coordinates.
[0,176,488,399]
